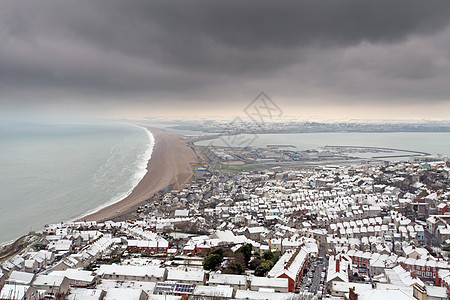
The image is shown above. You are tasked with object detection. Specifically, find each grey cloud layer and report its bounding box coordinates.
[1,0,450,111]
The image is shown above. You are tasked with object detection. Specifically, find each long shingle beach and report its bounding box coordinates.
[81,128,197,222]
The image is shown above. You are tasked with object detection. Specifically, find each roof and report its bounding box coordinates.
[247,226,266,234]
[97,279,156,295]
[68,288,105,300]
[174,209,189,217]
[327,256,349,283]
[174,283,195,294]
[0,284,30,299]
[154,282,176,294]
[193,285,233,298]
[50,269,95,283]
[7,270,35,285]
[33,274,66,287]
[96,265,165,278]
[427,286,447,298]
[268,247,308,280]
[250,276,288,289]
[211,230,237,243]
[385,266,425,288]
[357,289,415,300]
[208,273,247,286]
[104,288,146,300]
[166,269,204,282]
[235,290,295,299]
[332,281,373,293]
[148,296,182,300]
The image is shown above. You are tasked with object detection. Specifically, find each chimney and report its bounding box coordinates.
[336,259,340,273]
[412,283,426,300]
[349,287,358,300]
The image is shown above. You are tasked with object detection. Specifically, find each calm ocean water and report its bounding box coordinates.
[197,132,450,156]
[0,122,154,243]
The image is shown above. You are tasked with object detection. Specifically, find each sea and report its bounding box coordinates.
[196,132,450,157]
[0,122,154,244]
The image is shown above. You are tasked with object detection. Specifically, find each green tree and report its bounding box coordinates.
[249,258,262,270]
[255,262,271,277]
[203,254,223,271]
[224,263,243,274]
[211,248,224,257]
[236,243,253,265]
[263,251,274,261]
[273,251,280,263]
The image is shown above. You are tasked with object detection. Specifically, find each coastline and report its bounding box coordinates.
[73,124,155,220]
[81,127,197,222]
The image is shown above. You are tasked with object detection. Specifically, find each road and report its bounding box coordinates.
[297,258,326,297]
[309,261,324,294]
[425,230,440,247]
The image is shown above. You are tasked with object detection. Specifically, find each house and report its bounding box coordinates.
[0,270,6,289]
[384,265,424,288]
[154,282,195,297]
[245,227,266,241]
[6,271,35,286]
[267,246,309,292]
[103,288,148,300]
[52,256,83,271]
[0,284,37,300]
[96,265,166,282]
[235,289,295,299]
[208,273,247,291]
[349,288,415,300]
[96,279,156,297]
[369,257,386,276]
[32,274,70,295]
[192,285,234,299]
[330,281,372,298]
[437,204,448,215]
[4,256,25,272]
[50,269,96,287]
[127,239,169,254]
[28,250,55,268]
[403,246,428,259]
[174,209,189,218]
[210,230,247,246]
[427,216,450,235]
[23,260,38,273]
[249,276,289,293]
[437,226,450,244]
[166,269,205,285]
[68,288,107,300]
[424,286,447,300]
[48,239,73,254]
[327,255,351,284]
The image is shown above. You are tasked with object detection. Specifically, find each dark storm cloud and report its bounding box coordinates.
[1,0,450,112]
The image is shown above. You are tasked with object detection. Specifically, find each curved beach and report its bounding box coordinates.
[82,127,197,222]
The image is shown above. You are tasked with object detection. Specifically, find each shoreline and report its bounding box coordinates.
[73,124,155,221]
[81,127,197,222]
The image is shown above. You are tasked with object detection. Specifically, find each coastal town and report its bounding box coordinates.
[3,0,450,299]
[1,135,450,300]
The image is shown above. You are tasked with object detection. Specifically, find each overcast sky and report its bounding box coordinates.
[1,0,450,121]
